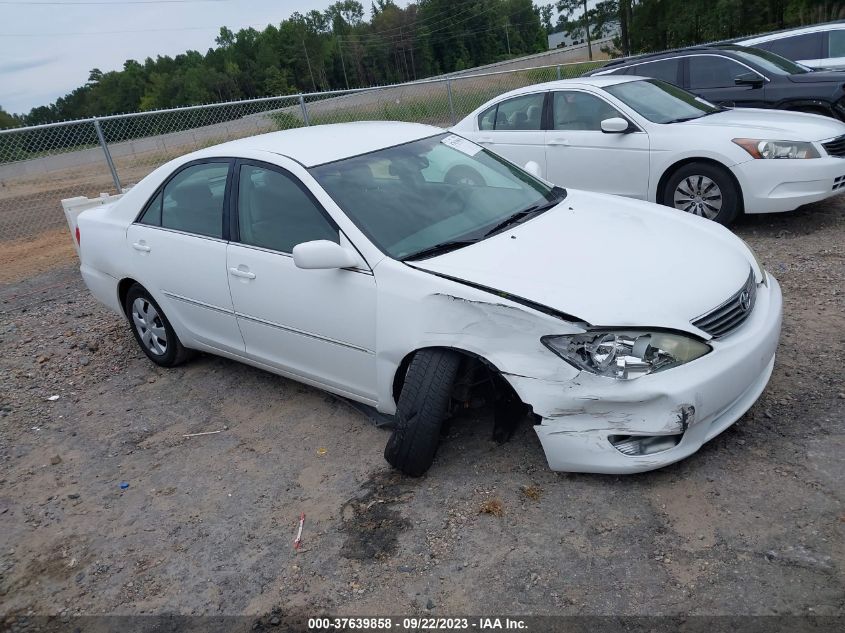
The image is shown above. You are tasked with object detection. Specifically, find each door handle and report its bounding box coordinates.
[132,241,151,252]
[229,266,256,280]
[548,138,569,146]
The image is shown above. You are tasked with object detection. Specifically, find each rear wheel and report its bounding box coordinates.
[662,162,740,226]
[124,284,192,367]
[384,349,462,477]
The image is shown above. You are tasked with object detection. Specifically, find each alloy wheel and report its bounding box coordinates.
[673,175,723,220]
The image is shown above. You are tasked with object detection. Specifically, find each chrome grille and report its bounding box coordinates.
[834,175,845,191]
[823,134,845,158]
[692,269,756,338]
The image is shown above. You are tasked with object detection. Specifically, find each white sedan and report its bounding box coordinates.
[69,122,782,475]
[452,76,845,224]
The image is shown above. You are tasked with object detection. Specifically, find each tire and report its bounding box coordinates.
[661,161,740,226]
[444,165,486,187]
[124,284,192,367]
[384,349,462,477]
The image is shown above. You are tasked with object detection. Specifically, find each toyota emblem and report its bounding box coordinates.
[739,290,751,312]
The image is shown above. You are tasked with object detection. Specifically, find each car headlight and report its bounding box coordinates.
[542,331,711,380]
[733,138,820,159]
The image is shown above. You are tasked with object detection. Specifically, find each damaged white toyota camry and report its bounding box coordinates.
[69,121,782,475]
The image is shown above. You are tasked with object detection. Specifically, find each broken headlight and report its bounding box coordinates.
[542,331,711,380]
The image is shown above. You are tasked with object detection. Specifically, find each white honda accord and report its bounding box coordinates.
[70,121,782,475]
[452,76,845,225]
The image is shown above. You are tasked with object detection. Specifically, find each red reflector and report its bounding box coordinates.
[75,226,80,245]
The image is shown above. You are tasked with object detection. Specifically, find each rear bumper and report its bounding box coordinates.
[732,156,845,214]
[518,276,782,474]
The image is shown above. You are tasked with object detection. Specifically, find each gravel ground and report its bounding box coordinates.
[0,198,843,627]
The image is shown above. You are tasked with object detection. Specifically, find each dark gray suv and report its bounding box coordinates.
[583,45,845,121]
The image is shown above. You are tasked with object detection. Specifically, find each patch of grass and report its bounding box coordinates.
[521,485,543,501]
[479,498,504,517]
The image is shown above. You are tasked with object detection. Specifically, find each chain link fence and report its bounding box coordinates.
[0,58,605,265]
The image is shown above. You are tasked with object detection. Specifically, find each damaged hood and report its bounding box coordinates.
[409,190,754,335]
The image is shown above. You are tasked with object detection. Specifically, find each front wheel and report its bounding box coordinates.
[124,284,192,367]
[384,349,462,477]
[661,162,740,226]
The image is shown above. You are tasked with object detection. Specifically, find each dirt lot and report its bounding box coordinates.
[1,198,843,627]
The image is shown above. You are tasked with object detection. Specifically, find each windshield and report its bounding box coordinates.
[604,79,719,123]
[722,46,810,75]
[309,133,563,260]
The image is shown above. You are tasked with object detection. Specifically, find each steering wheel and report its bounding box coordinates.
[444,165,486,187]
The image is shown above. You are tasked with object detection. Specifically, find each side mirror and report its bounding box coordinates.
[734,72,764,88]
[523,160,542,177]
[293,240,358,270]
[600,117,630,133]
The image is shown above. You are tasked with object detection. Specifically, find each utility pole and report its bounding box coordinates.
[338,37,350,90]
[582,0,592,60]
[504,21,511,55]
[302,38,317,92]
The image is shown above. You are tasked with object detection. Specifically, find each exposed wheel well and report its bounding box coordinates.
[117,278,140,315]
[392,347,533,442]
[657,157,744,215]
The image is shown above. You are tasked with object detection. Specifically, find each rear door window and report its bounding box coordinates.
[632,58,682,85]
[484,93,545,130]
[159,162,229,238]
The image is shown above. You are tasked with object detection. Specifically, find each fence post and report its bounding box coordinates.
[93,117,122,193]
[299,95,310,126]
[446,79,456,125]
[556,65,561,80]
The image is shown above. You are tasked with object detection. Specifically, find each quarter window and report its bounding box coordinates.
[553,91,624,131]
[688,55,758,89]
[479,93,544,131]
[155,162,229,238]
[237,164,338,253]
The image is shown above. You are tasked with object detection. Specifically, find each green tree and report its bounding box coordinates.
[0,105,18,129]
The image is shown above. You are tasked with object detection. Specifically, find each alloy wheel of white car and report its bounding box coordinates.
[673,175,723,220]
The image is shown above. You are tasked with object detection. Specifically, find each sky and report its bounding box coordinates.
[0,0,411,115]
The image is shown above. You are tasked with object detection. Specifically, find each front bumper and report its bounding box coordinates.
[514,275,782,474]
[733,155,845,214]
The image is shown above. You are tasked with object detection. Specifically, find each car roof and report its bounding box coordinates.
[483,75,641,98]
[588,45,746,73]
[736,19,845,44]
[192,121,444,167]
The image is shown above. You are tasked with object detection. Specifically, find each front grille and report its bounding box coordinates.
[823,134,845,157]
[834,175,845,191]
[692,269,756,338]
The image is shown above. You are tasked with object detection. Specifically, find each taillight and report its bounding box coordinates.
[75,226,80,246]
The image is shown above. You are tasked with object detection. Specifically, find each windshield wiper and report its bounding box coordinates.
[665,110,722,124]
[401,239,479,261]
[483,187,566,237]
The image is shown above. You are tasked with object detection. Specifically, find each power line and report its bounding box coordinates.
[0,23,266,36]
[0,0,230,5]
